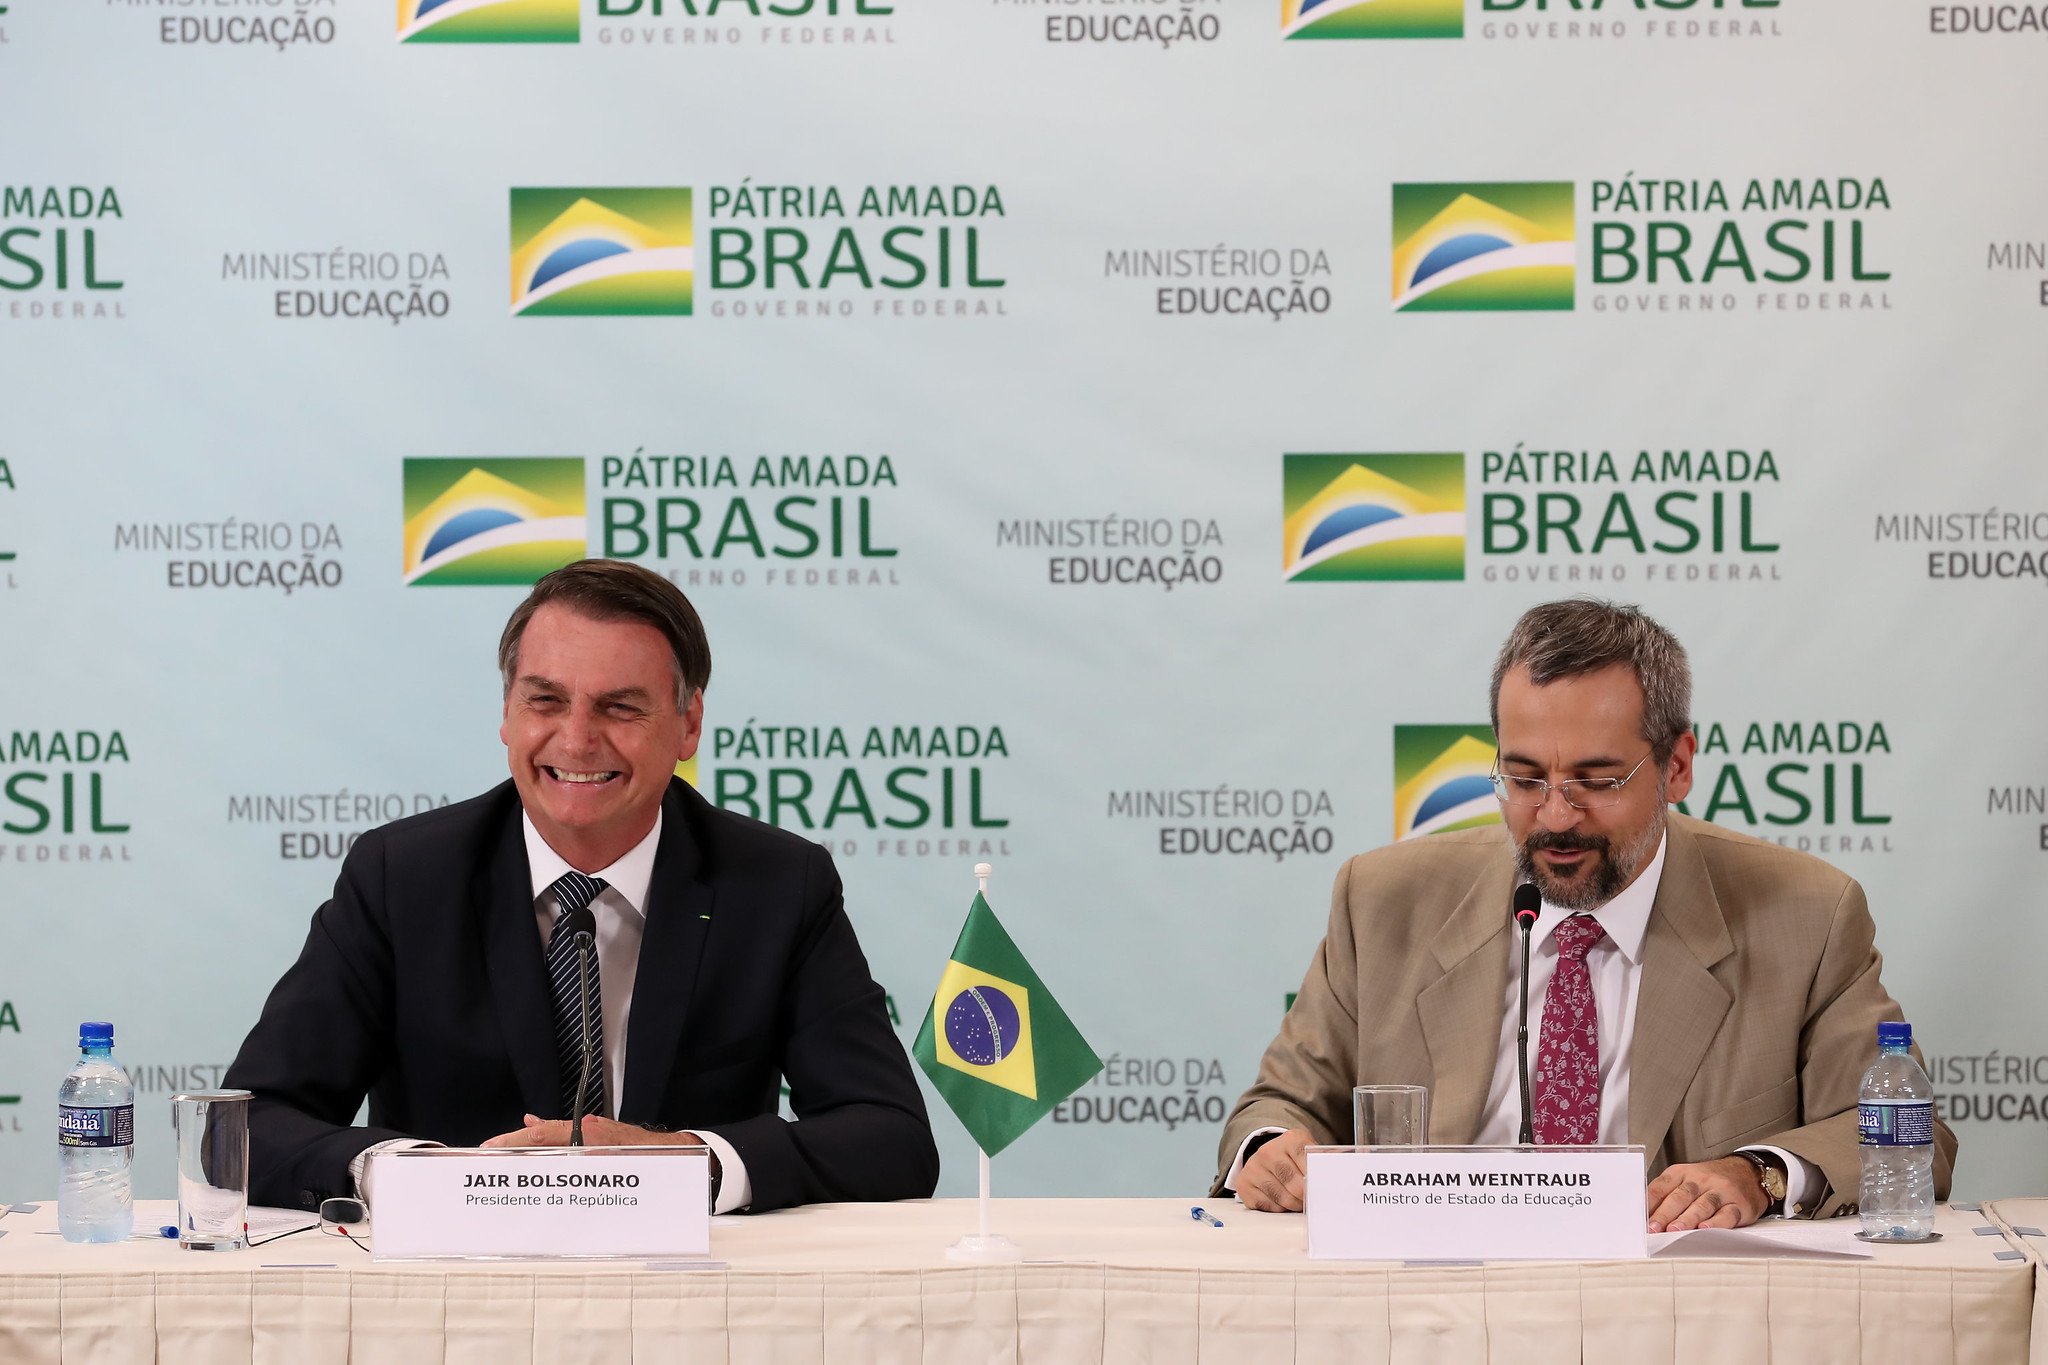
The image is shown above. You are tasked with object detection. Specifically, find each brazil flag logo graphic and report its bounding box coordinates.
[510,188,694,317]
[1283,0,1463,40]
[1392,182,1575,312]
[400,0,578,44]
[1394,724,1503,840]
[1283,453,1465,582]
[402,457,586,586]
[914,893,1102,1157]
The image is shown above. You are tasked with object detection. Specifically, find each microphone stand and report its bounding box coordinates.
[1516,913,1535,1146]
[570,935,595,1148]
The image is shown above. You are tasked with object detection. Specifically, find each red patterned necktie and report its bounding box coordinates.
[1532,914,1609,1146]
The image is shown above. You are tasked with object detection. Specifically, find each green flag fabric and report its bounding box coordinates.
[911,892,1103,1157]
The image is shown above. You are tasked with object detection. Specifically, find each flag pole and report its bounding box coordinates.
[979,1149,991,1238]
[946,863,1023,1263]
[976,862,992,1240]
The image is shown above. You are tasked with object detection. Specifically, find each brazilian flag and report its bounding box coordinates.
[912,893,1103,1157]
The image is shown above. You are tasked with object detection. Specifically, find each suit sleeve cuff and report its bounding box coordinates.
[1222,1127,1289,1199]
[694,1130,751,1214]
[1741,1144,1820,1216]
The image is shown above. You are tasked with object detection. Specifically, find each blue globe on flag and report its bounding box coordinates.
[944,985,1021,1066]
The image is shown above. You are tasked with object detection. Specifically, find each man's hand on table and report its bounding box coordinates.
[481,1114,719,1173]
[1235,1129,1313,1212]
[1242,1133,1771,1226]
[1645,1155,1770,1232]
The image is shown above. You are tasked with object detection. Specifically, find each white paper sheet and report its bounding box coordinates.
[1648,1222,1873,1260]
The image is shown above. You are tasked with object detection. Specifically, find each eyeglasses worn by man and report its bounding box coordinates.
[1215,598,1956,1232]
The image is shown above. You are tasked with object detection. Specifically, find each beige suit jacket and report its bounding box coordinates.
[1213,813,1956,1217]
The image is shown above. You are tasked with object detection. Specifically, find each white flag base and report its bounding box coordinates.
[944,1147,1023,1260]
[945,1233,1025,1262]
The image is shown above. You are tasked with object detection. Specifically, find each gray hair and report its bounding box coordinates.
[1489,599,1692,760]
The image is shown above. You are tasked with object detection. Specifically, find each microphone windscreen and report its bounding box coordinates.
[1512,882,1541,926]
[560,905,598,941]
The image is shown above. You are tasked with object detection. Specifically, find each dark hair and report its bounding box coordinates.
[1489,598,1691,760]
[498,559,710,710]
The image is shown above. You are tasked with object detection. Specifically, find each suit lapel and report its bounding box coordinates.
[480,808,560,1118]
[1416,854,1516,1144]
[619,783,715,1125]
[1627,818,1734,1155]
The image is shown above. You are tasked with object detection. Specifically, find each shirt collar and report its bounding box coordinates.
[1531,829,1667,966]
[521,809,661,921]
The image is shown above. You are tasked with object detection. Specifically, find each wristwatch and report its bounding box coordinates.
[1736,1150,1788,1217]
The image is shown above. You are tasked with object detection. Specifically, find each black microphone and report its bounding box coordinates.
[1512,883,1541,1145]
[560,905,599,1149]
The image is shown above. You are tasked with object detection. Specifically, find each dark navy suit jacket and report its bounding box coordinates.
[225,778,937,1212]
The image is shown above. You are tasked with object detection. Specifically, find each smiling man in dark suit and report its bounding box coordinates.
[225,558,938,1213]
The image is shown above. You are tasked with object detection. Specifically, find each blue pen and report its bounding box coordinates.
[160,1225,179,1239]
[1189,1206,1223,1228]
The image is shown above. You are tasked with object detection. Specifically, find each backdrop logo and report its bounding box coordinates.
[2,731,131,861]
[0,458,14,579]
[1285,0,1463,39]
[1,185,126,320]
[601,451,902,589]
[1282,453,1465,581]
[400,0,577,43]
[1479,445,1783,585]
[1986,784,2045,854]
[0,999,18,1118]
[1679,720,1894,854]
[1392,182,1574,312]
[707,720,1012,860]
[1589,176,1892,314]
[1393,725,1501,840]
[401,458,586,585]
[703,182,1007,319]
[509,189,693,317]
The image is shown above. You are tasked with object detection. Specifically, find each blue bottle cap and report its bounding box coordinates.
[79,1022,113,1047]
[1877,1021,1911,1049]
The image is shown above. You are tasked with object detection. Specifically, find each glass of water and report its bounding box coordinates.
[1352,1084,1428,1147]
[171,1090,251,1251]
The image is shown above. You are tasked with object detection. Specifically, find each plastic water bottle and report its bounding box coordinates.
[57,1021,134,1243]
[1858,1020,1935,1242]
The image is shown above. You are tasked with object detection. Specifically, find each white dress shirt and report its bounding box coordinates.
[1469,833,1667,1149]
[1230,832,1817,1213]
[352,811,751,1213]
[523,812,657,1126]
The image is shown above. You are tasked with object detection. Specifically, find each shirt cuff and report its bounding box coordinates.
[1222,1126,1288,1200]
[1740,1144,1820,1216]
[693,1130,751,1214]
[349,1138,442,1209]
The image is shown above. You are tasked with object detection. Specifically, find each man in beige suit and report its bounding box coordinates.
[1217,600,1955,1230]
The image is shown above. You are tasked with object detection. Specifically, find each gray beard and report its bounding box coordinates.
[1512,807,1666,911]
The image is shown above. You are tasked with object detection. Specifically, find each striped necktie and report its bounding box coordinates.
[546,870,609,1121]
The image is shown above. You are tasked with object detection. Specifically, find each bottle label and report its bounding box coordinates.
[1859,1099,1934,1147]
[58,1104,134,1149]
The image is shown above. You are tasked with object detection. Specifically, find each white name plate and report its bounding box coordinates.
[370,1145,711,1262]
[1306,1145,1647,1262]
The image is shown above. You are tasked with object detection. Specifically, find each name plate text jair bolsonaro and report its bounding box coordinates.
[370,1145,712,1261]
[1306,1145,1647,1261]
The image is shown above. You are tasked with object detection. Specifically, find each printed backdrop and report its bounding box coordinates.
[2,0,2045,1206]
